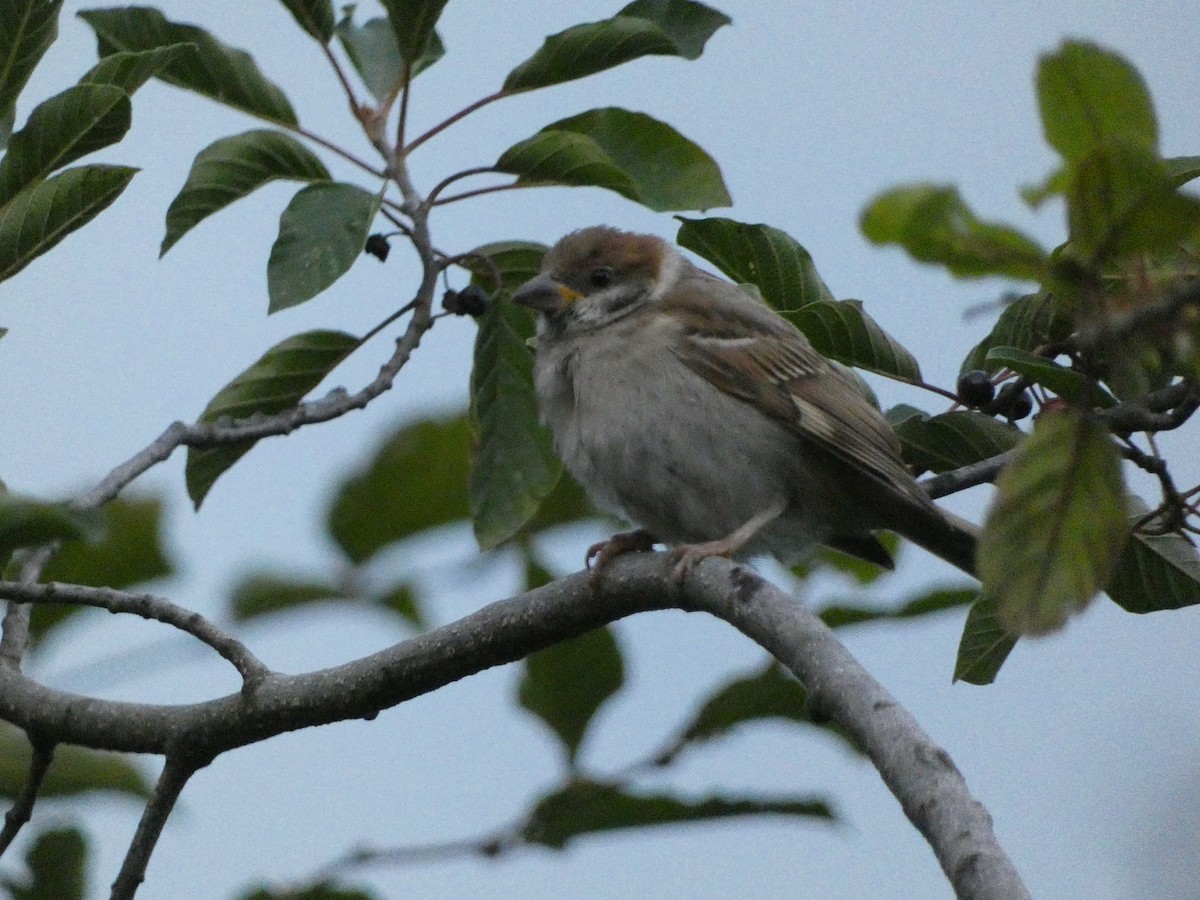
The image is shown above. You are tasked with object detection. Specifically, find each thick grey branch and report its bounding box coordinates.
[0,555,1028,900]
[0,582,267,685]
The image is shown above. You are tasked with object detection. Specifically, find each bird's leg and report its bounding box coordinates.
[586,528,658,586]
[670,498,787,583]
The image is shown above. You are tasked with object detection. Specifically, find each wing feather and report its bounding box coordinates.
[659,272,930,509]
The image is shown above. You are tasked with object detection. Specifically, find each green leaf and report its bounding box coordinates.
[0,494,87,558]
[79,43,190,94]
[277,0,335,43]
[185,330,358,507]
[676,217,832,310]
[524,780,834,850]
[0,104,13,150]
[470,297,560,549]
[161,129,330,255]
[0,725,149,801]
[521,472,597,536]
[893,410,1022,475]
[0,163,136,284]
[960,292,1071,376]
[1037,40,1157,162]
[1165,155,1200,188]
[984,346,1116,407]
[9,827,86,900]
[804,531,901,585]
[268,182,380,312]
[619,0,732,58]
[979,410,1128,635]
[78,7,297,125]
[34,495,172,644]
[787,299,920,380]
[518,627,624,764]
[952,594,1019,685]
[327,415,471,564]
[860,184,1047,282]
[379,0,447,66]
[1106,498,1200,614]
[0,0,63,126]
[240,884,377,900]
[230,573,343,621]
[676,662,818,744]
[502,1,728,94]
[496,108,729,213]
[0,83,130,209]
[372,579,424,628]
[463,239,547,294]
[1066,140,1200,263]
[521,546,556,591]
[821,586,978,629]
[335,11,442,102]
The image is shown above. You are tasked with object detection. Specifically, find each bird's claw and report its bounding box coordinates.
[585,529,657,587]
[669,540,735,583]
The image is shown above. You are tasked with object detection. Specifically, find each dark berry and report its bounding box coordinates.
[956,369,995,408]
[1006,390,1033,421]
[363,233,390,262]
[443,284,490,317]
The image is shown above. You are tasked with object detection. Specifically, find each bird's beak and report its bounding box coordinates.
[512,272,581,313]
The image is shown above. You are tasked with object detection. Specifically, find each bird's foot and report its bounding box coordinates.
[669,539,737,583]
[586,529,657,587]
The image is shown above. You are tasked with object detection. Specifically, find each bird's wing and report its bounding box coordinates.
[660,273,930,508]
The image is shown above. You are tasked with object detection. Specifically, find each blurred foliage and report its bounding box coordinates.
[0,725,148,801]
[1,826,87,900]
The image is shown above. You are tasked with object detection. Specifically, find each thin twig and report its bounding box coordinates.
[0,582,268,686]
[0,551,53,671]
[920,451,1015,499]
[1101,381,1200,433]
[0,736,54,857]
[358,300,418,347]
[319,831,518,873]
[395,60,414,149]
[405,90,507,154]
[431,180,530,208]
[423,166,500,208]
[290,123,388,180]
[885,373,962,403]
[318,39,364,121]
[74,315,434,512]
[110,757,197,900]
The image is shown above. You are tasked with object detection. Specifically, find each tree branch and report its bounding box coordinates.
[0,555,1029,900]
[920,452,1014,499]
[0,736,54,857]
[0,582,268,686]
[110,757,197,900]
[77,309,436,513]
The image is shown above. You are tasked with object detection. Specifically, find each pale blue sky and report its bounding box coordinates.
[3,2,1200,898]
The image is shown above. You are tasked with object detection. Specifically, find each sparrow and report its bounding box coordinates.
[512,226,977,582]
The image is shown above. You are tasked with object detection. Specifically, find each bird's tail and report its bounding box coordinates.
[896,505,979,577]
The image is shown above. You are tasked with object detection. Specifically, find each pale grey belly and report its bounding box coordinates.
[537,342,846,560]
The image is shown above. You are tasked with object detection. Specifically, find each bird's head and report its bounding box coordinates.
[512,227,683,335]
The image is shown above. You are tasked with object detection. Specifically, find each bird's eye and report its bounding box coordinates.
[589,266,613,288]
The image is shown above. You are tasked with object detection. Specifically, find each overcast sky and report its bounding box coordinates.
[4,2,1200,898]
